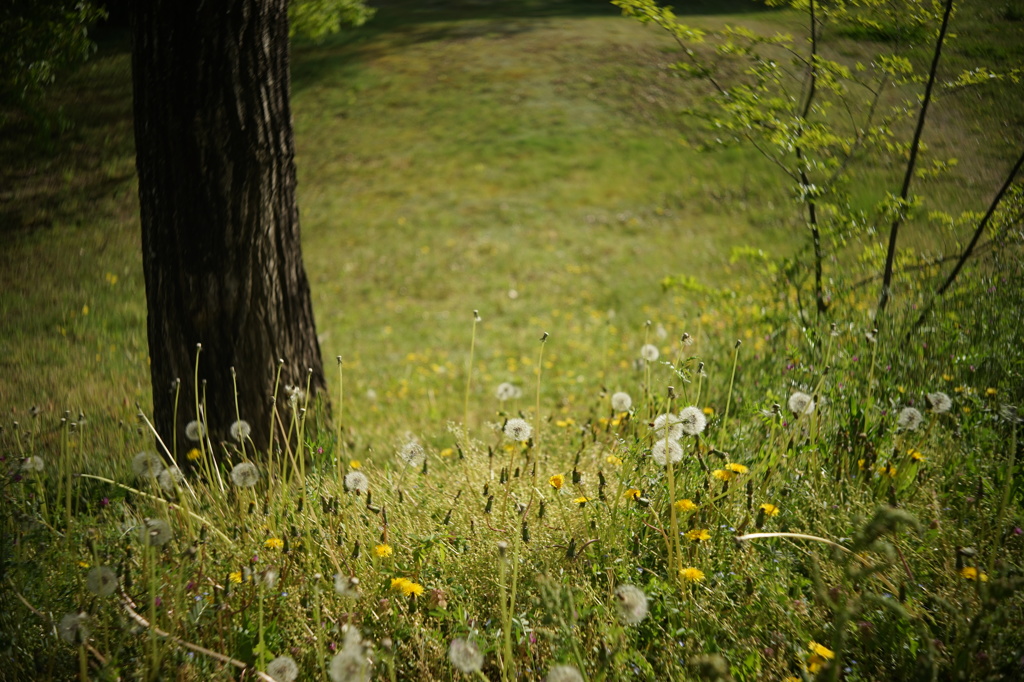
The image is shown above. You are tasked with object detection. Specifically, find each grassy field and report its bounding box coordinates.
[2,0,1023,680]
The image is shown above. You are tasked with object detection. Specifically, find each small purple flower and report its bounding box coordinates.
[100,497,110,507]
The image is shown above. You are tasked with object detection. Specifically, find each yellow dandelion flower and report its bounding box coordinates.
[610,416,622,427]
[374,544,393,558]
[265,537,284,550]
[574,496,589,507]
[605,455,623,467]
[942,373,953,381]
[186,448,202,461]
[440,448,454,457]
[229,571,243,584]
[549,474,565,490]
[674,499,698,512]
[857,458,867,470]
[712,469,735,482]
[680,567,705,583]
[986,387,998,396]
[702,407,715,416]
[759,503,779,517]
[959,566,989,582]
[909,449,926,462]
[624,488,642,501]
[555,418,575,428]
[685,529,711,542]
[877,464,897,477]
[809,642,834,659]
[78,561,90,569]
[349,459,361,469]
[391,577,424,597]
[725,463,748,474]
[806,654,828,674]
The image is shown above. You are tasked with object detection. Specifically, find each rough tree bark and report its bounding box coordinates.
[131,0,326,458]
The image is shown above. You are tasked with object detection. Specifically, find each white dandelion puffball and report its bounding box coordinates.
[184,419,205,441]
[230,461,260,488]
[132,451,164,479]
[897,407,924,431]
[678,406,707,436]
[21,456,45,473]
[334,574,361,600]
[344,471,369,494]
[504,418,532,442]
[58,612,90,645]
[329,627,371,682]
[266,655,300,682]
[86,566,118,598]
[448,637,484,673]
[926,391,952,414]
[611,392,632,412]
[229,419,251,442]
[398,439,426,468]
[139,517,172,546]
[158,466,184,493]
[640,344,660,362]
[546,665,584,682]
[614,584,649,625]
[495,382,521,401]
[787,391,815,416]
[651,439,684,466]
[651,413,683,441]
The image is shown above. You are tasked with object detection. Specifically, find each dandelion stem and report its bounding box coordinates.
[535,332,548,457]
[723,340,741,427]
[464,311,480,430]
[336,356,344,485]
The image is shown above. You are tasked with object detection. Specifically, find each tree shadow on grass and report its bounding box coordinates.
[291,0,777,92]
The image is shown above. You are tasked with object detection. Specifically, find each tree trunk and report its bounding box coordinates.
[131,0,326,459]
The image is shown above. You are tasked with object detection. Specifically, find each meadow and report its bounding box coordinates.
[2,0,1023,680]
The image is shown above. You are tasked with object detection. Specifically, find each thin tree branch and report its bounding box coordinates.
[876,0,955,317]
[911,149,1024,331]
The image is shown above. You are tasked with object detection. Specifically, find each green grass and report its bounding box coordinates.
[2,1,1023,680]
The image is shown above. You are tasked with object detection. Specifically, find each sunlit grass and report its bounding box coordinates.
[1,1,1023,679]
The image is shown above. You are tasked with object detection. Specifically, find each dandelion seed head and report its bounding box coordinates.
[651,413,683,440]
[334,574,361,599]
[329,626,371,682]
[611,392,632,412]
[230,462,260,488]
[926,391,952,414]
[651,439,683,466]
[614,584,649,625]
[158,466,184,493]
[787,391,815,416]
[184,420,205,442]
[546,665,585,682]
[132,451,163,479]
[640,344,659,362]
[21,456,44,473]
[58,612,90,645]
[345,471,369,494]
[229,420,251,442]
[86,566,118,598]
[678,406,707,436]
[503,418,532,442]
[140,517,172,546]
[448,637,484,673]
[495,382,522,401]
[266,655,299,682]
[398,438,426,467]
[897,407,924,431]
